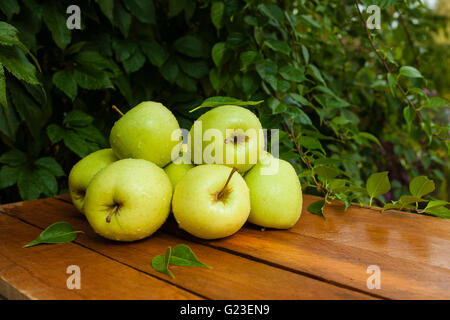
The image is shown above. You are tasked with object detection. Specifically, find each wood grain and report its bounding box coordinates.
[0,213,199,300]
[294,195,450,270]
[1,197,373,300]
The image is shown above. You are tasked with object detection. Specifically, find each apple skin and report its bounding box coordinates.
[84,159,172,242]
[172,164,250,239]
[189,105,264,173]
[68,148,117,214]
[110,101,180,167]
[164,162,194,188]
[244,156,303,229]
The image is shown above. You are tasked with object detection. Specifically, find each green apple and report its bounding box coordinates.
[110,101,181,167]
[69,148,117,214]
[189,105,264,173]
[84,158,172,241]
[244,155,303,229]
[172,164,250,239]
[164,162,194,188]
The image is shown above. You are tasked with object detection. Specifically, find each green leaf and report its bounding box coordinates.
[73,67,113,90]
[279,65,305,83]
[42,4,71,49]
[123,0,155,24]
[409,176,435,198]
[357,132,382,147]
[240,51,259,70]
[301,45,309,64]
[398,195,426,207]
[264,39,290,55]
[0,149,27,166]
[140,40,169,68]
[423,206,450,219]
[300,15,321,28]
[212,42,227,68]
[421,97,448,109]
[0,0,20,20]
[256,59,277,90]
[35,157,65,177]
[300,136,324,152]
[160,58,180,83]
[366,172,391,205]
[152,246,175,279]
[178,58,209,79]
[0,165,20,188]
[258,3,284,23]
[53,70,77,100]
[0,46,39,85]
[46,124,65,144]
[190,96,263,112]
[0,103,19,140]
[399,66,423,78]
[387,73,398,96]
[63,110,94,127]
[211,1,225,30]
[382,202,401,212]
[23,222,82,248]
[422,200,449,212]
[403,106,415,131]
[95,0,114,24]
[314,165,341,180]
[63,130,98,157]
[37,167,58,196]
[122,49,146,73]
[17,169,42,200]
[307,200,325,218]
[307,64,326,85]
[74,125,106,145]
[170,244,211,268]
[114,0,131,37]
[173,35,209,58]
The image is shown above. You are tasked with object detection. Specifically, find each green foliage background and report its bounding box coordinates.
[0,0,449,216]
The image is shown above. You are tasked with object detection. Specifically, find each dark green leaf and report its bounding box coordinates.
[53,70,77,100]
[211,2,225,30]
[35,157,65,177]
[307,200,325,218]
[140,40,169,68]
[151,247,174,278]
[64,110,94,127]
[95,0,114,24]
[0,0,20,20]
[264,39,290,55]
[0,46,39,84]
[42,4,71,49]
[0,165,20,188]
[46,124,65,144]
[173,35,209,58]
[123,0,155,24]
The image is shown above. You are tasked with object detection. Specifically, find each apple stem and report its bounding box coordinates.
[112,105,125,117]
[216,167,238,200]
[106,206,118,223]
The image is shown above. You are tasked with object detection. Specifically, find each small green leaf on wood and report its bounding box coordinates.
[307,199,325,219]
[170,244,211,268]
[366,172,391,206]
[152,246,175,279]
[23,222,82,248]
[409,176,435,198]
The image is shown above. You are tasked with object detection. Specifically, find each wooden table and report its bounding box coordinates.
[0,194,449,300]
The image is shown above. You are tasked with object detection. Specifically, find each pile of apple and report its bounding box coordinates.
[69,101,302,241]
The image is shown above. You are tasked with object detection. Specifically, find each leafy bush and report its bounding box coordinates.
[0,0,448,217]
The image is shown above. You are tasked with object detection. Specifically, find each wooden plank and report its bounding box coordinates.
[1,198,375,300]
[51,195,450,299]
[0,213,200,300]
[293,195,450,270]
[52,194,450,299]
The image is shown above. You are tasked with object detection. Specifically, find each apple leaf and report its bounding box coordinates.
[170,244,211,269]
[23,222,82,248]
[190,96,264,112]
[307,199,325,219]
[152,247,175,279]
[151,244,211,279]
